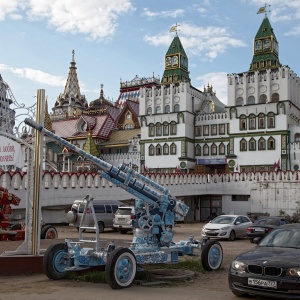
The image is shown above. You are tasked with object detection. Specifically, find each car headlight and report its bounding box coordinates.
[287,268,300,277]
[231,260,246,272]
[220,226,230,230]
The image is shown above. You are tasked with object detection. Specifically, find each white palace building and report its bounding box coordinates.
[1,14,300,224]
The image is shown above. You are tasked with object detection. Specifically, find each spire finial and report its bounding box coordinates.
[72,50,75,62]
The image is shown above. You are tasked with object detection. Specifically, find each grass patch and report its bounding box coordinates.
[141,257,206,273]
[66,257,206,285]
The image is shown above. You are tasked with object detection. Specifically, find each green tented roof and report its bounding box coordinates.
[255,16,277,40]
[165,35,187,57]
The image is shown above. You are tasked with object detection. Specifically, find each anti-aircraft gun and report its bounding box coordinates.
[25,118,223,289]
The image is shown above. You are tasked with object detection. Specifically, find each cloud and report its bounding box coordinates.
[144,23,246,61]
[0,0,135,41]
[285,26,300,36]
[142,8,184,18]
[0,64,66,87]
[195,72,228,105]
[0,0,24,21]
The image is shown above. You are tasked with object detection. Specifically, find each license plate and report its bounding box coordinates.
[254,228,265,232]
[206,230,218,236]
[118,218,125,221]
[248,278,277,289]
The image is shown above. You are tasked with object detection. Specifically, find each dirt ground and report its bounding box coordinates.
[0,223,266,300]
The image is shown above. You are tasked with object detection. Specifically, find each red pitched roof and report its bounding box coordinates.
[52,115,116,140]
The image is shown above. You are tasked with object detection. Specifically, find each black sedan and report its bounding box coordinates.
[229,224,300,299]
[246,217,289,242]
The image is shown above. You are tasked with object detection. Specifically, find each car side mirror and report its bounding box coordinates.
[235,221,241,225]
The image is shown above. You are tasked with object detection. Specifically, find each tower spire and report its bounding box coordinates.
[249,11,280,71]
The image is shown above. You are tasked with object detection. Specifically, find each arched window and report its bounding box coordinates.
[126,112,131,119]
[249,114,256,129]
[295,133,300,142]
[219,143,225,155]
[236,97,243,106]
[163,143,169,155]
[147,107,152,115]
[240,115,247,130]
[240,139,247,151]
[258,113,265,129]
[170,121,176,135]
[149,144,154,156]
[163,122,169,135]
[258,137,266,150]
[156,144,162,155]
[249,138,256,151]
[156,123,162,136]
[211,143,217,155]
[247,96,255,105]
[174,104,180,112]
[267,112,275,128]
[195,144,201,156]
[268,137,275,150]
[149,124,155,136]
[170,143,176,155]
[203,144,209,156]
[259,94,267,103]
[165,105,170,113]
[156,106,161,114]
[271,93,279,102]
[124,124,134,130]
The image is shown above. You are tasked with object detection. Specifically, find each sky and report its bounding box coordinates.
[1,0,300,123]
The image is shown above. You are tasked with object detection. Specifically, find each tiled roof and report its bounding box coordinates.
[52,115,116,140]
[99,128,140,145]
[127,100,139,117]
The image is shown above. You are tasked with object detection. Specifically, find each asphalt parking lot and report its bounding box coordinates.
[0,223,271,300]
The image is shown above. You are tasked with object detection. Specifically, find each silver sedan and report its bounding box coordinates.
[202,215,253,241]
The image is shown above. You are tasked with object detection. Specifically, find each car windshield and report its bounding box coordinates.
[211,216,235,224]
[259,228,300,248]
[116,208,132,215]
[255,218,279,226]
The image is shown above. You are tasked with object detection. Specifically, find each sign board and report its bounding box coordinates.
[0,136,24,168]
[197,158,227,165]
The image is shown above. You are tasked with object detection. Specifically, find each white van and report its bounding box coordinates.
[113,206,135,234]
[66,199,124,233]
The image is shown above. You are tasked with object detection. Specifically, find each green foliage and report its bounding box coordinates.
[278,209,285,216]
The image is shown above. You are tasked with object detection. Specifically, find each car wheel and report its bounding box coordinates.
[41,225,58,239]
[43,243,72,280]
[228,230,236,241]
[201,240,223,271]
[98,221,104,233]
[105,247,136,289]
[120,229,128,234]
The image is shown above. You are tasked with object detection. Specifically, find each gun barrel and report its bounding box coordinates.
[24,118,181,210]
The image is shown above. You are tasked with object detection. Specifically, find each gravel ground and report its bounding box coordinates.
[0,223,268,300]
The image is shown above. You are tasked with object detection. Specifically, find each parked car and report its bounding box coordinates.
[229,223,300,299]
[202,214,252,241]
[246,217,289,242]
[113,206,135,234]
[66,199,123,233]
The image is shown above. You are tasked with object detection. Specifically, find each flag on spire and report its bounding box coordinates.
[257,6,266,14]
[169,25,177,33]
